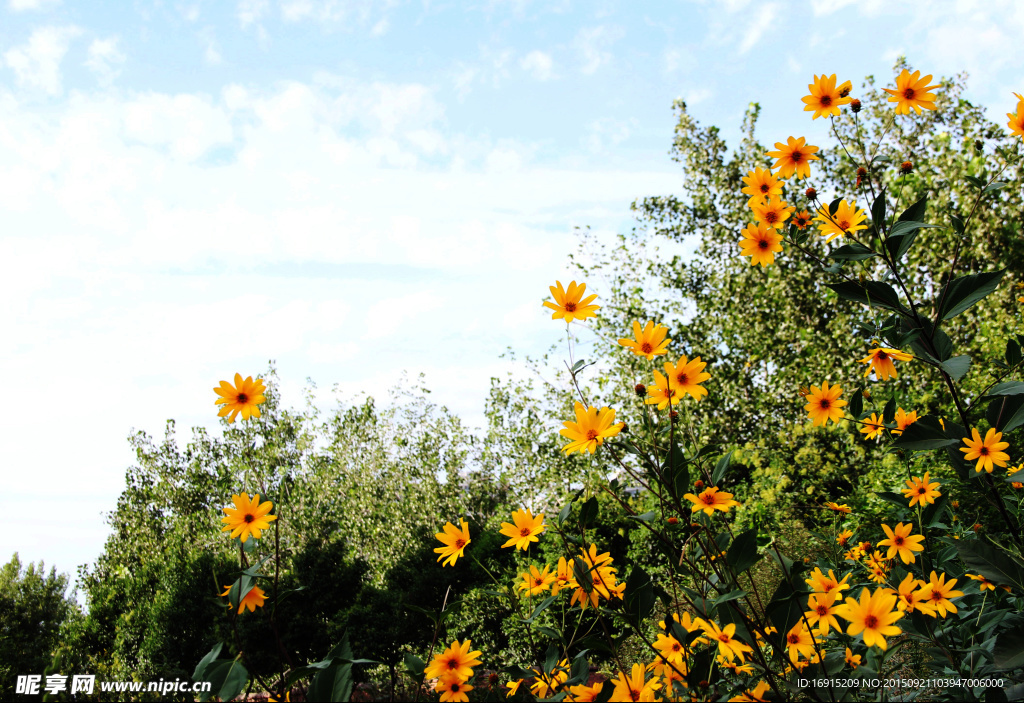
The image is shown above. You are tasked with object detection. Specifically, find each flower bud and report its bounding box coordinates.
[694,480,705,490]
[973,523,983,532]
[974,139,984,152]
[805,187,817,200]
[670,410,679,422]
[839,86,852,98]
[634,383,647,397]
[667,516,679,525]
[900,161,913,175]
[619,422,629,434]
[850,99,862,113]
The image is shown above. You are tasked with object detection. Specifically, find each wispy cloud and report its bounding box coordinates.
[2,25,82,96]
[738,3,779,54]
[84,37,126,87]
[574,25,622,75]
[520,50,554,81]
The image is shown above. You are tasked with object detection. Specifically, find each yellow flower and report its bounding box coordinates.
[517,564,555,596]
[730,681,771,702]
[784,621,818,663]
[767,136,820,179]
[699,620,754,663]
[684,487,740,516]
[499,508,546,551]
[424,640,483,681]
[434,519,471,567]
[663,355,711,399]
[750,195,796,231]
[611,664,660,703]
[844,647,861,669]
[739,222,784,267]
[1007,92,1024,138]
[802,74,852,119]
[566,681,604,702]
[652,633,686,663]
[543,280,599,323]
[902,472,941,508]
[859,346,913,381]
[741,167,783,206]
[894,572,935,615]
[804,381,846,426]
[815,199,868,243]
[505,680,524,698]
[530,660,569,698]
[436,673,473,703]
[836,529,854,547]
[214,373,267,423]
[960,428,1010,473]
[559,402,625,455]
[878,522,926,564]
[859,413,885,441]
[551,556,574,595]
[805,567,851,595]
[883,69,941,114]
[791,209,813,230]
[618,320,671,360]
[805,591,841,635]
[220,583,267,614]
[824,501,852,514]
[917,571,964,618]
[836,588,904,650]
[892,408,918,436]
[966,573,997,592]
[220,493,277,543]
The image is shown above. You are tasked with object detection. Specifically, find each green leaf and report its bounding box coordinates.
[827,280,906,315]
[662,441,689,499]
[993,628,1024,669]
[524,596,557,624]
[543,643,559,677]
[192,642,223,682]
[882,397,896,425]
[830,243,877,261]
[950,213,965,234]
[956,540,1024,593]
[624,567,655,626]
[557,502,572,526]
[939,355,971,381]
[1008,467,1024,483]
[712,450,734,485]
[885,222,941,264]
[937,270,1006,321]
[828,197,841,216]
[984,181,1009,194]
[988,381,1024,396]
[988,395,1024,434]
[631,511,657,524]
[876,491,908,511]
[202,659,248,703]
[965,175,986,190]
[898,195,928,223]
[403,653,425,679]
[1006,339,1022,367]
[726,527,760,575]
[848,386,864,417]
[579,497,599,528]
[892,415,957,450]
[871,190,886,229]
[713,589,747,606]
[309,663,354,703]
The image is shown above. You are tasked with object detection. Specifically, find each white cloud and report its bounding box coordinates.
[574,25,621,75]
[8,0,59,10]
[199,27,223,64]
[238,0,269,26]
[520,50,554,81]
[582,117,633,153]
[738,3,778,54]
[84,37,126,86]
[663,46,695,75]
[2,25,81,95]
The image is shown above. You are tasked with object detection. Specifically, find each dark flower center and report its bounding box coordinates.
[760,184,769,193]
[820,95,832,106]
[641,342,653,353]
[894,536,904,546]
[586,429,598,441]
[864,614,878,629]
[788,633,800,644]
[455,539,465,549]
[980,447,990,456]
[565,302,577,312]
[903,88,916,100]
[816,605,828,616]
[758,239,768,249]
[917,487,926,495]
[792,152,803,162]
[820,399,830,409]
[520,527,532,537]
[237,393,249,403]
[630,691,640,701]
[764,211,778,223]
[448,659,458,669]
[877,351,888,360]
[676,373,689,385]
[244,513,255,523]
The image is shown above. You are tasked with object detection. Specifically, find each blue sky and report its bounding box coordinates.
[1,0,1022,581]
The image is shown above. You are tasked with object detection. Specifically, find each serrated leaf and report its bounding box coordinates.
[202,659,248,703]
[830,243,877,261]
[940,355,971,381]
[892,415,958,450]
[965,175,986,190]
[849,386,864,417]
[579,497,599,528]
[937,270,1006,321]
[524,596,558,624]
[403,653,425,679]
[712,450,733,485]
[876,491,908,510]
[193,642,223,683]
[828,197,841,216]
[1006,339,1022,367]
[557,502,572,526]
[885,222,941,265]
[871,190,886,229]
[988,381,1024,396]
[726,527,760,576]
[827,280,906,315]
[882,397,896,424]
[950,213,965,234]
[713,589,747,606]
[984,181,1009,194]
[624,567,655,626]
[956,541,1024,593]
[898,195,928,223]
